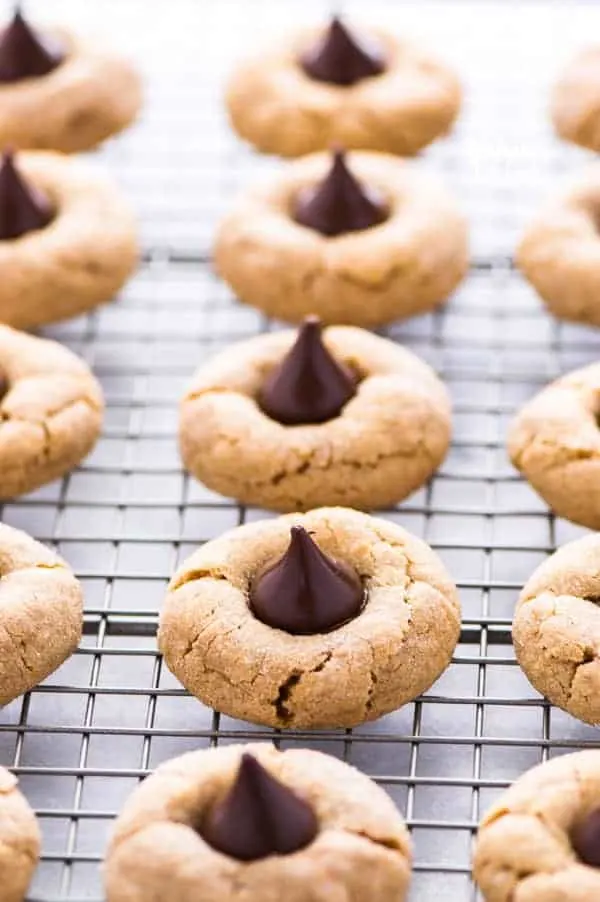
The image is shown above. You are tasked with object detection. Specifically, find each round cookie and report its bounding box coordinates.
[0,9,141,152]
[0,766,40,901]
[508,361,600,529]
[517,166,600,327]
[0,150,137,329]
[105,743,412,902]
[0,523,83,706]
[226,16,461,157]
[215,149,468,327]
[512,533,600,725]
[158,506,461,729]
[179,322,451,512]
[474,750,600,901]
[552,48,600,152]
[0,324,103,498]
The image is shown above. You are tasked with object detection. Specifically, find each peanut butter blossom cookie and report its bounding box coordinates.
[0,523,83,706]
[508,362,600,529]
[513,534,600,725]
[474,750,600,900]
[0,324,103,498]
[553,46,600,151]
[0,149,137,329]
[0,8,141,152]
[517,166,600,328]
[226,15,461,157]
[0,766,40,901]
[216,148,468,327]
[105,744,412,902]
[158,507,461,729]
[179,318,450,511]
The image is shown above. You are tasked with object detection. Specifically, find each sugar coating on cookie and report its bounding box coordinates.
[179,324,451,512]
[0,150,138,330]
[552,47,600,152]
[517,166,600,328]
[0,9,142,152]
[0,766,40,901]
[0,523,83,706]
[158,507,461,729]
[105,743,412,902]
[0,324,103,498]
[508,361,600,529]
[474,750,600,900]
[215,150,468,328]
[226,17,461,157]
[513,534,600,725]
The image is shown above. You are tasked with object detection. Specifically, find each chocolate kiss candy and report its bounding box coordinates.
[0,9,63,83]
[0,151,53,240]
[202,753,318,861]
[301,15,384,86]
[259,316,356,426]
[250,525,364,634]
[571,808,600,867]
[295,149,387,237]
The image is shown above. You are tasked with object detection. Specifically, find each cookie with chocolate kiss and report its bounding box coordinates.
[226,15,461,157]
[105,744,413,902]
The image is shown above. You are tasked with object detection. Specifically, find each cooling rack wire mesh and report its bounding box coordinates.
[6,0,600,899]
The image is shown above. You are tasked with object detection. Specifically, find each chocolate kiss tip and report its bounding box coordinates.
[258,316,357,426]
[201,753,318,861]
[294,148,387,238]
[0,7,63,83]
[249,525,364,635]
[572,808,600,868]
[301,14,384,87]
[0,150,53,241]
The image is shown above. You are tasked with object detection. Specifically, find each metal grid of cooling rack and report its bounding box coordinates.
[4,0,600,899]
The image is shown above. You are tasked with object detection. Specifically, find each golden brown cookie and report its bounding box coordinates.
[226,17,461,157]
[0,324,103,498]
[105,743,412,902]
[0,12,142,153]
[517,166,600,327]
[512,534,600,725]
[552,48,600,152]
[215,150,468,328]
[0,151,137,330]
[0,766,40,901]
[508,361,600,529]
[158,507,461,729]
[0,523,83,706]
[474,750,600,900]
[179,323,451,512]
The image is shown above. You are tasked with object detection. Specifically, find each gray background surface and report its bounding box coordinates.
[4,0,600,898]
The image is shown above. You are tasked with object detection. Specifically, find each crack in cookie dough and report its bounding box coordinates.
[159,507,460,729]
[179,326,451,512]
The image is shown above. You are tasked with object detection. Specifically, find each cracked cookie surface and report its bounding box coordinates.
[215,151,468,328]
[513,534,600,725]
[517,166,600,327]
[0,151,137,330]
[0,325,103,498]
[508,362,600,529]
[0,25,142,152]
[226,24,460,157]
[0,523,83,706]
[0,766,40,901]
[474,750,600,901]
[158,507,460,729]
[179,326,451,512]
[105,742,412,902]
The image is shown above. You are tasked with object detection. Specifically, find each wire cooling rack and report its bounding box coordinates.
[5,0,600,898]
